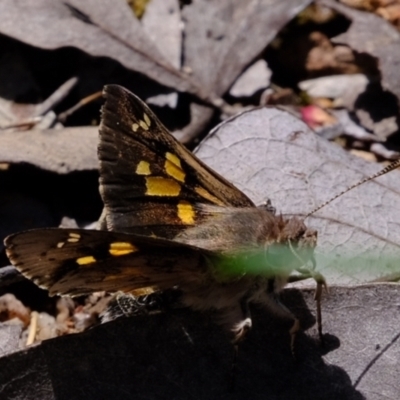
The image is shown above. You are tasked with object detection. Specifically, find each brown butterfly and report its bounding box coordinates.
[3,85,339,346]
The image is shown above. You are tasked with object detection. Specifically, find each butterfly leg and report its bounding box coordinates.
[290,262,328,342]
[306,256,327,343]
[289,269,328,343]
[313,272,327,343]
[230,296,252,344]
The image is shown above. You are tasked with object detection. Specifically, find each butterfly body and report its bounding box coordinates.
[5,85,318,342]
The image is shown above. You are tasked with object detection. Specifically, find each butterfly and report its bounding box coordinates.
[4,85,321,345]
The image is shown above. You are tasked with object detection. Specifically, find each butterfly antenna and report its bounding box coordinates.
[305,158,400,219]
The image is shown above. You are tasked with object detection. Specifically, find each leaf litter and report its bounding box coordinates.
[0,0,399,397]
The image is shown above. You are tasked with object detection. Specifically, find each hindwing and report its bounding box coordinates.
[4,228,209,297]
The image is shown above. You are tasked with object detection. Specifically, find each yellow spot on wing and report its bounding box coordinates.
[109,242,138,256]
[177,201,195,224]
[136,161,151,175]
[166,152,181,166]
[143,113,151,127]
[146,177,181,196]
[165,152,185,182]
[57,242,65,248]
[194,186,224,206]
[67,232,81,242]
[139,120,149,131]
[76,256,96,265]
[132,123,139,132]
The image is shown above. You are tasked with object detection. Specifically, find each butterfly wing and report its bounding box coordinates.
[99,85,254,239]
[4,228,209,297]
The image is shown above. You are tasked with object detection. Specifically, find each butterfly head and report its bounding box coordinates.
[257,215,317,277]
[281,216,317,250]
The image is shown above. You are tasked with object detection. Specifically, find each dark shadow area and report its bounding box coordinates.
[0,289,366,400]
[0,164,102,237]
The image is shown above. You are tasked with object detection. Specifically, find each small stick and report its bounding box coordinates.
[58,91,102,123]
[26,311,39,346]
[35,76,78,117]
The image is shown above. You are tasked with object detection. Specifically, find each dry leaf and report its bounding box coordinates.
[0,127,98,173]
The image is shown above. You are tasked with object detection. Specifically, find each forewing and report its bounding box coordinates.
[99,85,254,238]
[4,228,207,297]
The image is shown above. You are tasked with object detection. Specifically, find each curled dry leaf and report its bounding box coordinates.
[305,31,359,75]
[194,107,400,285]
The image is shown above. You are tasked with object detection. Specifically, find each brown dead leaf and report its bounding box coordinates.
[378,4,400,28]
[340,0,400,28]
[306,31,359,75]
[0,294,30,326]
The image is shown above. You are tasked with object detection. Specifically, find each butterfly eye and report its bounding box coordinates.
[282,218,307,243]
